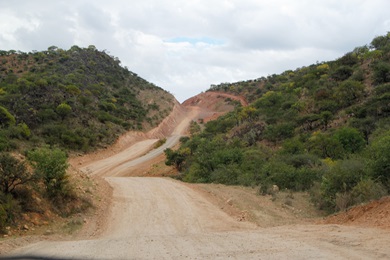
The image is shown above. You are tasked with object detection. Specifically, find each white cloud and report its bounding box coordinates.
[0,0,389,102]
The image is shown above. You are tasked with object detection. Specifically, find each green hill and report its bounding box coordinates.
[0,46,175,232]
[0,45,174,153]
[166,33,390,213]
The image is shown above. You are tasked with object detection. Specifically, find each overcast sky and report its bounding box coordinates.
[0,0,389,102]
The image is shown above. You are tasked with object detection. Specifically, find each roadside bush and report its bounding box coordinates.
[27,147,70,199]
[183,162,209,183]
[238,148,270,186]
[210,164,240,185]
[164,148,187,171]
[261,160,297,190]
[0,192,20,233]
[351,179,387,205]
[154,138,166,149]
[319,158,368,211]
[294,167,323,191]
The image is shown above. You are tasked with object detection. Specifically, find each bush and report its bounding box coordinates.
[183,162,209,183]
[307,132,344,159]
[261,160,297,190]
[28,147,70,199]
[210,164,240,185]
[351,179,387,205]
[263,123,295,143]
[373,62,390,85]
[367,131,390,190]
[154,138,166,149]
[56,103,72,120]
[319,158,368,211]
[333,127,366,155]
[0,192,20,233]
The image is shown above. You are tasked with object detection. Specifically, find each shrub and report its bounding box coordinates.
[334,80,365,107]
[164,148,187,171]
[333,127,366,155]
[261,160,297,190]
[184,162,209,183]
[210,164,240,185]
[367,131,390,190]
[373,61,390,85]
[56,103,72,120]
[351,179,387,205]
[307,132,344,159]
[319,158,368,211]
[154,138,166,149]
[0,192,20,233]
[263,123,295,143]
[28,147,70,199]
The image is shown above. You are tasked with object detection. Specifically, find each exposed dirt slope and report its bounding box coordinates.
[70,99,189,169]
[182,91,248,122]
[323,196,390,229]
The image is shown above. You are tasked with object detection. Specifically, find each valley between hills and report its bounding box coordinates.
[1,92,389,259]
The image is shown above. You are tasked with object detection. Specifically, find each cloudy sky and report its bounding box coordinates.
[0,0,389,102]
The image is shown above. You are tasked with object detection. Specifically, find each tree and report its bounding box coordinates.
[349,118,376,144]
[307,132,344,159]
[320,159,368,211]
[0,153,32,194]
[164,147,192,172]
[370,33,390,50]
[56,103,72,120]
[331,66,354,81]
[372,62,390,85]
[28,147,69,198]
[334,80,365,107]
[334,127,365,154]
[320,111,333,130]
[263,123,295,143]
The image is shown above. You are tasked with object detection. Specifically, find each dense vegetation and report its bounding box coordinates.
[0,45,173,152]
[0,46,174,232]
[166,33,390,213]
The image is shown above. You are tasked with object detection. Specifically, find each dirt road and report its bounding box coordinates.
[4,104,390,259]
[7,177,390,259]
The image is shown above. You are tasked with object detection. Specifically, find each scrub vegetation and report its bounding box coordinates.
[166,33,390,213]
[0,46,174,232]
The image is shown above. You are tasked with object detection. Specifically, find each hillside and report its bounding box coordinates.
[166,33,390,213]
[0,46,175,234]
[0,46,175,153]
